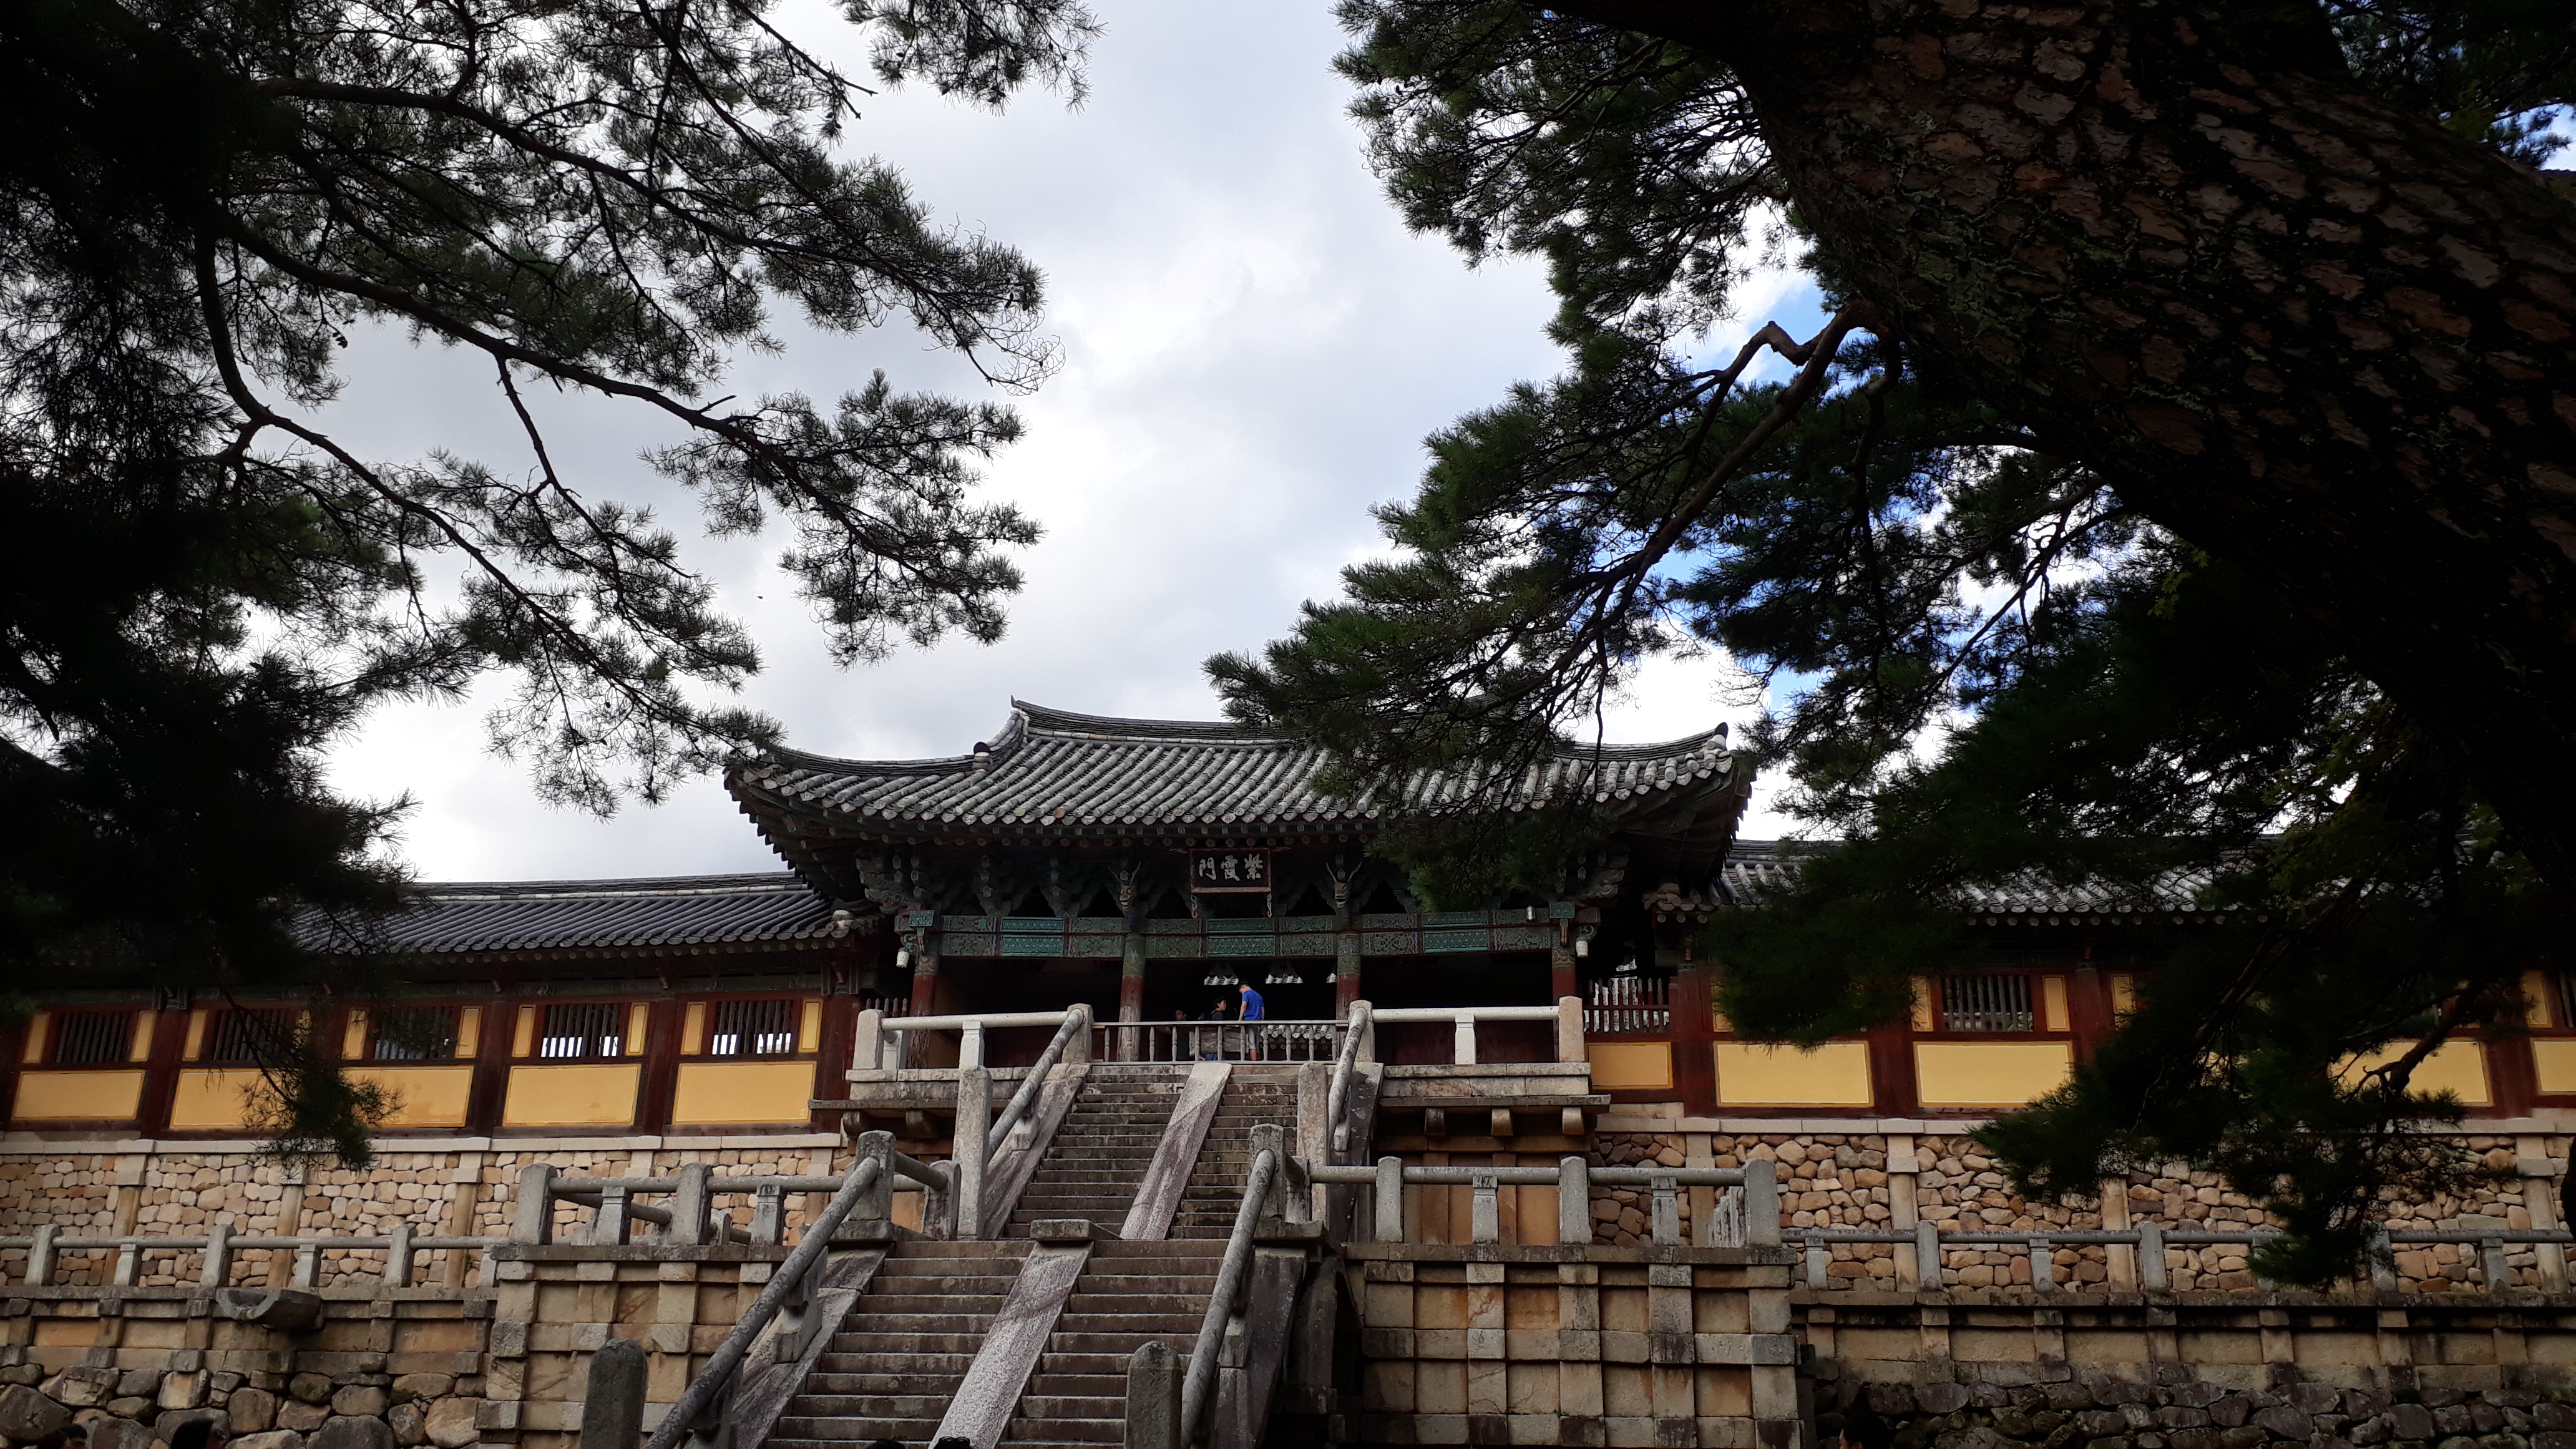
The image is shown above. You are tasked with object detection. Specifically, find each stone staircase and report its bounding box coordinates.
[1002,1237,1227,1447]
[1005,1066,1189,1237]
[766,1239,1031,1449]
[766,1065,1313,1449]
[1173,1068,1303,1238]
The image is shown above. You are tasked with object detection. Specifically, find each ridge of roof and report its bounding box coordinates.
[400,872,816,901]
[756,699,1736,777]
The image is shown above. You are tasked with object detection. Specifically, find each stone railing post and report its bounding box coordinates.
[387,1223,414,1287]
[2026,1236,2054,1292]
[851,1008,884,1071]
[1375,1156,1405,1244]
[201,1221,232,1289]
[1471,1174,1500,1244]
[1556,997,1584,1063]
[1126,1340,1181,1449]
[578,1338,646,1449]
[1558,1157,1591,1247]
[1649,1176,1681,1246]
[1742,1157,1780,1246]
[853,1130,896,1227]
[1914,1221,1942,1287]
[953,1065,990,1239]
[513,1164,557,1245]
[669,1162,711,1246]
[750,1184,785,1244]
[2137,1221,2167,1290]
[959,1020,985,1070]
[1451,1013,1478,1065]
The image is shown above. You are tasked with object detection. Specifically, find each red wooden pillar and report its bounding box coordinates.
[636,998,683,1136]
[1865,1023,1919,1119]
[2488,1032,2539,1120]
[466,997,515,1136]
[136,1005,187,1138]
[2069,964,2114,1064]
[1669,956,1719,1119]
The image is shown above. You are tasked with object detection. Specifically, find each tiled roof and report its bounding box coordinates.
[302,873,862,959]
[729,700,1743,841]
[1666,840,2228,921]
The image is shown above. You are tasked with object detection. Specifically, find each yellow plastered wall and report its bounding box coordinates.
[1910,979,1935,1031]
[2041,976,2070,1032]
[798,1000,824,1052]
[681,1002,708,1055]
[343,1010,369,1060]
[456,1007,482,1058]
[21,1012,46,1064]
[12,1070,145,1122]
[512,1007,536,1058]
[2534,1040,2576,1095]
[501,1063,640,1126]
[1587,1042,1674,1091]
[351,1065,475,1128]
[670,1061,815,1125]
[2339,1038,2491,1106]
[2110,974,2136,1017]
[2526,970,2557,1028]
[170,1069,273,1131]
[625,1003,650,1056]
[183,1010,208,1061]
[1914,1041,2074,1108]
[1715,1042,1874,1106]
[129,1010,155,1061]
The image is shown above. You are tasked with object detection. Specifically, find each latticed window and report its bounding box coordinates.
[539,1003,623,1060]
[707,999,797,1057]
[1939,974,2035,1033]
[371,1006,461,1061]
[51,1010,134,1065]
[206,1009,296,1065]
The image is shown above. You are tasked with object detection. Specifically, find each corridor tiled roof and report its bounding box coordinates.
[729,700,1743,840]
[1693,840,2226,921]
[301,873,857,959]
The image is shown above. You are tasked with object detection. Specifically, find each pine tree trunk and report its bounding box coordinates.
[1579,0,2576,879]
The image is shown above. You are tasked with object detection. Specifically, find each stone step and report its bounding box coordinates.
[1001,1415,1125,1442]
[788,1393,957,1418]
[853,1293,1010,1314]
[1020,1397,1132,1422]
[1053,1312,1209,1334]
[1032,1352,1196,1377]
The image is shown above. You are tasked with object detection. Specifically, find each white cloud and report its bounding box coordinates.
[320,0,1805,881]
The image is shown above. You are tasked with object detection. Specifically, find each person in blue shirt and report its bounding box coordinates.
[1237,983,1264,1022]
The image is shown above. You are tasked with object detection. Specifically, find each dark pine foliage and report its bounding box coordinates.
[0,0,1093,1161]
[1211,0,2576,1280]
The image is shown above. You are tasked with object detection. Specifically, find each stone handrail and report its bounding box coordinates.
[523,1148,947,1247]
[987,1003,1091,1165]
[1180,1145,1283,1447]
[1364,998,1586,1065]
[1312,1157,1777,1248]
[0,1222,502,1288]
[1785,1222,2576,1293]
[854,1007,1085,1071]
[642,1149,887,1449]
[1325,1000,1372,1158]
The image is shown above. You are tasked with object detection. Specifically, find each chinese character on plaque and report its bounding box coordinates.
[1186,848,1274,894]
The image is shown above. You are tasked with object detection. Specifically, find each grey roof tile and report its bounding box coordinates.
[1691,839,2225,917]
[301,873,858,959]
[728,700,1742,840]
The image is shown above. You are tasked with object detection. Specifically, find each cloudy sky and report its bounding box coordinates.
[320,1,1824,884]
